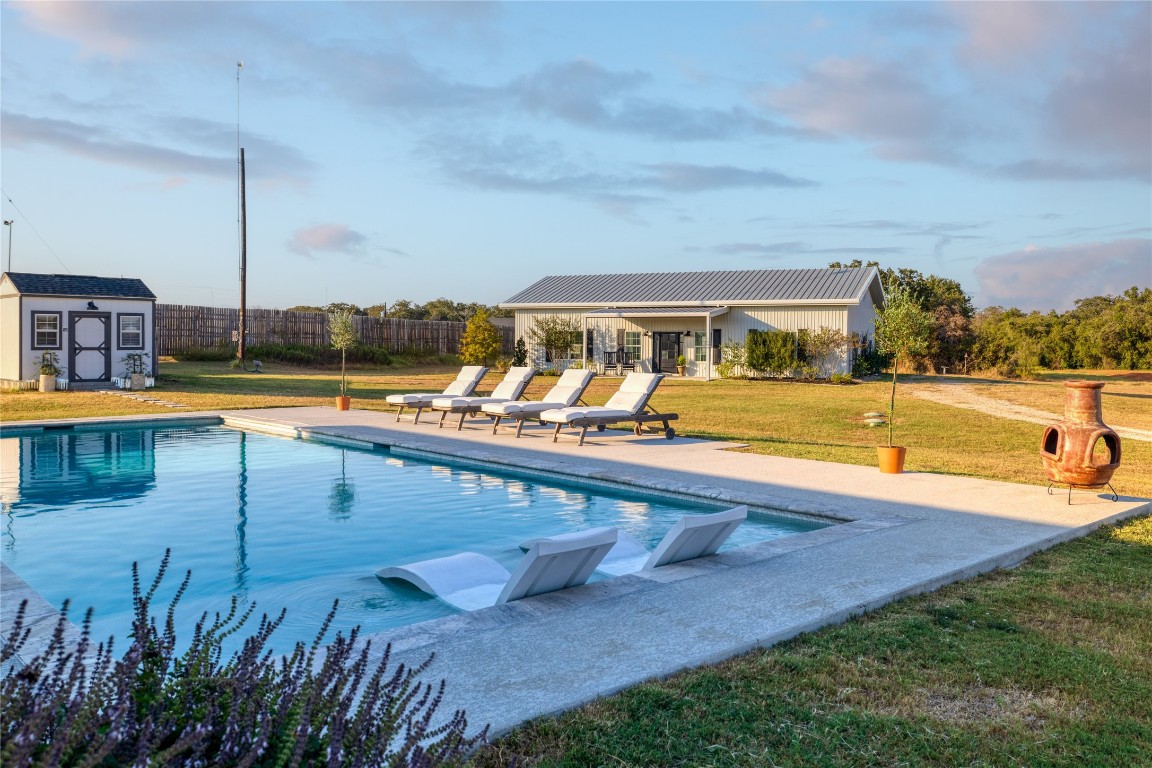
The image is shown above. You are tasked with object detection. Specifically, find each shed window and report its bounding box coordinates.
[693,331,707,362]
[32,312,61,349]
[119,314,144,349]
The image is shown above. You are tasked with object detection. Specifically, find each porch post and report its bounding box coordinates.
[581,316,588,371]
[705,314,713,381]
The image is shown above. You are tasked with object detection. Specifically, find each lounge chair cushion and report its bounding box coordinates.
[386,366,488,406]
[539,406,633,423]
[442,366,489,396]
[481,369,595,417]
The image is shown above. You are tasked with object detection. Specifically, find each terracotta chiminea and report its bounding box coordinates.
[1040,381,1121,499]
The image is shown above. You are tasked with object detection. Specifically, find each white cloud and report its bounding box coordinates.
[287,224,369,258]
[975,238,1151,311]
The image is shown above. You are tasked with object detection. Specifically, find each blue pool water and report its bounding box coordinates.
[1,424,825,651]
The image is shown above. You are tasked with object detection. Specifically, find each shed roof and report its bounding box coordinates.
[502,267,881,308]
[3,272,156,300]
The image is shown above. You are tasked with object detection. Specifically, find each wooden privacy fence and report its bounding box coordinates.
[157,305,514,356]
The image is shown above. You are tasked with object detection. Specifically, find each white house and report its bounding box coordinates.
[0,272,157,386]
[500,266,884,379]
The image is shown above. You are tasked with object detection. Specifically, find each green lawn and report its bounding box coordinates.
[471,515,1152,767]
[3,360,1149,766]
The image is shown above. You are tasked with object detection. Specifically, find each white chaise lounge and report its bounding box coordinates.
[522,506,748,576]
[430,366,536,430]
[385,365,487,423]
[480,368,596,437]
[538,371,678,445]
[376,527,618,611]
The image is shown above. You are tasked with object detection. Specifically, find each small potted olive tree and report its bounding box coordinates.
[676,354,687,376]
[35,351,62,392]
[873,283,933,473]
[328,308,358,410]
[122,352,150,390]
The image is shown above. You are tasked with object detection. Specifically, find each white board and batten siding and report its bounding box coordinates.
[502,267,883,378]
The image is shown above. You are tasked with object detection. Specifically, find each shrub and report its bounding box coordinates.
[459,310,503,366]
[512,338,528,367]
[244,343,392,367]
[716,340,747,379]
[830,372,854,385]
[746,329,798,377]
[1,553,485,767]
[173,345,235,362]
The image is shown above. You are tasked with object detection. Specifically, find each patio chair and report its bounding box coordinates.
[571,506,749,576]
[385,366,487,423]
[429,367,536,430]
[480,368,596,437]
[375,527,618,611]
[537,371,678,445]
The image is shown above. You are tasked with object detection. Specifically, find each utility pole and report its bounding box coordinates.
[2,220,11,273]
[238,147,247,364]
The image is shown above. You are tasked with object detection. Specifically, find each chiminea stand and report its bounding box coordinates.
[1046,481,1118,505]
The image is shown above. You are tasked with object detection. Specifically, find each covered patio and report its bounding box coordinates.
[581,306,729,379]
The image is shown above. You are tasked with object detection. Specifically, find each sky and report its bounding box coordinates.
[1,1,1149,314]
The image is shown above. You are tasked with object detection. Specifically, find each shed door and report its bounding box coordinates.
[69,312,111,382]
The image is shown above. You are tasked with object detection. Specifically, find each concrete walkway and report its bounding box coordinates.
[2,407,1148,739]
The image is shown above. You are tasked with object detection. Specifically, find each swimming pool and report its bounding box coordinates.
[0,424,826,651]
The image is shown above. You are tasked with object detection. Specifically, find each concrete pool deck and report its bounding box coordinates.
[2,406,1149,739]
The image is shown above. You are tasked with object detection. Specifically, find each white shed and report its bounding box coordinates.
[0,272,157,386]
[500,266,884,379]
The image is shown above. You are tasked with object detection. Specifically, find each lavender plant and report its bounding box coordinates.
[1,551,487,767]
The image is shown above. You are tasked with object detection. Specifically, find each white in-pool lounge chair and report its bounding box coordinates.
[385,366,487,423]
[376,527,618,611]
[538,372,677,445]
[521,506,748,576]
[430,366,536,430]
[480,368,596,437]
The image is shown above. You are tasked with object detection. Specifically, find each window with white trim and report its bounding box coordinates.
[624,331,641,361]
[32,312,61,349]
[118,314,144,349]
[693,331,707,362]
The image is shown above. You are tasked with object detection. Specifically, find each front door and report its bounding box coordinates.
[653,332,681,373]
[69,312,111,382]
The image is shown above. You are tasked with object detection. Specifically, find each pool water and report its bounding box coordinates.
[0,424,825,651]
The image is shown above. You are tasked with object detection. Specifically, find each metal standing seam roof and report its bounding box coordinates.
[501,267,879,307]
[3,273,156,300]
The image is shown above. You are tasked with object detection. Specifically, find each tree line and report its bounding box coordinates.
[829,260,1151,376]
[288,298,512,321]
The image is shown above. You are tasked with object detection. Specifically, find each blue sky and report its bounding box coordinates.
[2,1,1149,313]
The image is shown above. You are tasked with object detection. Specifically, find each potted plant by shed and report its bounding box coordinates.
[329,307,358,410]
[35,351,61,392]
[122,352,150,390]
[873,283,933,473]
[676,354,687,376]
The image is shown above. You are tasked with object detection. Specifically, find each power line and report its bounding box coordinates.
[1,190,71,273]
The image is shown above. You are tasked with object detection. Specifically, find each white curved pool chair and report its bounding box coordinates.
[385,366,487,423]
[430,366,536,430]
[481,369,596,437]
[523,506,747,576]
[538,372,677,445]
[376,526,618,611]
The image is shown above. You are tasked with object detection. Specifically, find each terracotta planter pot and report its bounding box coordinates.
[877,445,906,474]
[335,395,351,411]
[39,374,56,392]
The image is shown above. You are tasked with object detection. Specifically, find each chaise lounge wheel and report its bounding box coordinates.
[596,424,606,432]
[634,424,643,436]
[665,427,676,440]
